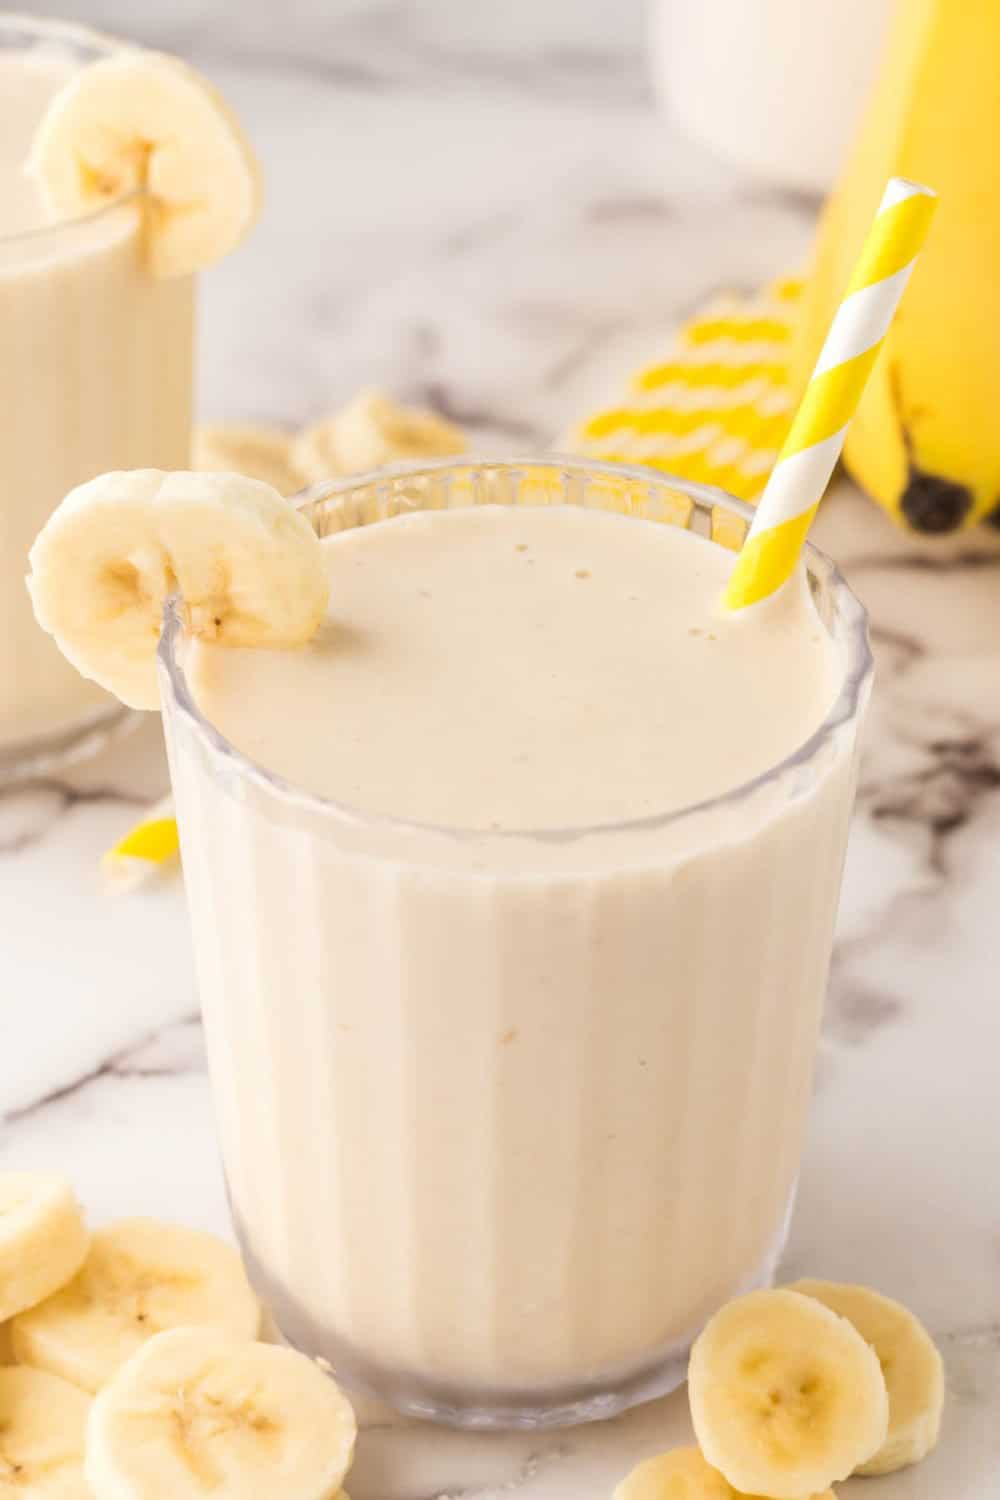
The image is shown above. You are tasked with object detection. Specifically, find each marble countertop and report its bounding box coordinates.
[3,32,1000,1499]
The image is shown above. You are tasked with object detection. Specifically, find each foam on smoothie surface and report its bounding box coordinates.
[188,504,844,830]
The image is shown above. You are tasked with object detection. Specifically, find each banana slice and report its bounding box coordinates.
[0,1173,89,1324]
[789,1280,944,1476]
[0,1366,92,1499]
[85,1326,357,1500]
[11,1218,260,1393]
[688,1288,889,1499]
[613,1446,834,1500]
[194,425,305,498]
[293,389,466,481]
[28,50,261,278]
[27,469,329,711]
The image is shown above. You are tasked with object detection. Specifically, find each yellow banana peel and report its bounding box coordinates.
[792,0,1000,532]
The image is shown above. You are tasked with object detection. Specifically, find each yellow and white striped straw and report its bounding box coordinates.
[724,178,936,610]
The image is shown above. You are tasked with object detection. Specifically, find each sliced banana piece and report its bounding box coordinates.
[29,50,261,278]
[688,1288,889,1499]
[613,1446,834,1500]
[614,1449,733,1500]
[194,425,305,498]
[0,1322,13,1364]
[0,1366,92,1499]
[790,1279,944,1476]
[0,1172,89,1324]
[11,1218,260,1393]
[85,1326,357,1500]
[293,389,466,481]
[27,469,329,711]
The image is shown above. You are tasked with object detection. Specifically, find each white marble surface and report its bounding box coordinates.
[4,25,1000,1500]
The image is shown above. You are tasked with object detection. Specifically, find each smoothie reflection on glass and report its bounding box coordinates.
[0,17,194,774]
[160,460,872,1428]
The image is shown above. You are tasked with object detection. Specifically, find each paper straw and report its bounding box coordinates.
[724,178,936,611]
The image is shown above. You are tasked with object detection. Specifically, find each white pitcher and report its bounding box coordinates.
[652,0,892,194]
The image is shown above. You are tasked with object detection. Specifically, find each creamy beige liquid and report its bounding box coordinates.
[175,502,858,1402]
[191,506,842,826]
[0,48,193,752]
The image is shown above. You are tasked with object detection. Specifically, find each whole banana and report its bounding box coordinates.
[791,0,1000,533]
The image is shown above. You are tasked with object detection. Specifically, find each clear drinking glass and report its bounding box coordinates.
[160,459,872,1430]
[0,17,194,780]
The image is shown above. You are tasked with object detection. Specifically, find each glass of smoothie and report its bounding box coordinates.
[160,459,872,1429]
[0,16,193,777]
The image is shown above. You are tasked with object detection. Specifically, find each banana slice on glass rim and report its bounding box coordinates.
[0,1366,92,1499]
[613,1446,834,1500]
[0,1172,89,1324]
[688,1288,889,1499]
[11,1217,261,1393]
[28,49,261,278]
[85,1326,357,1500]
[789,1279,945,1476]
[27,469,329,712]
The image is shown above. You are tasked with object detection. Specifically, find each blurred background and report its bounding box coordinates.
[13,1,649,92]
[9,0,889,452]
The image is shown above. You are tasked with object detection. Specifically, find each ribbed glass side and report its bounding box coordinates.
[0,16,194,773]
[161,461,870,1427]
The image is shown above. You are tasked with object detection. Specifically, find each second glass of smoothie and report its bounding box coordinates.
[0,17,193,775]
[161,460,872,1427]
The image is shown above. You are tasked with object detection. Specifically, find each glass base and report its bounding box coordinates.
[0,700,137,786]
[240,1222,791,1430]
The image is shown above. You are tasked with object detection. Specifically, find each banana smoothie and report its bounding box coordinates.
[2,18,259,770]
[157,465,871,1424]
[0,22,193,759]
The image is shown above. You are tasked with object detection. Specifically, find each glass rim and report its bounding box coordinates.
[158,456,874,845]
[0,13,140,250]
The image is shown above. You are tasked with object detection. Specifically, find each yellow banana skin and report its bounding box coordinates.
[792,0,1000,532]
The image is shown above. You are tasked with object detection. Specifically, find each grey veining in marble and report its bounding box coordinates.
[2,7,1000,1497]
[15,0,650,100]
